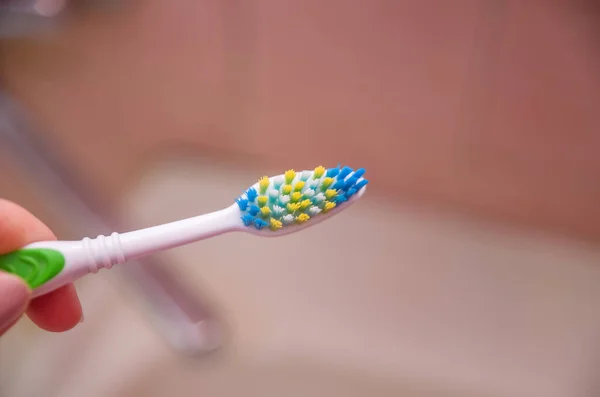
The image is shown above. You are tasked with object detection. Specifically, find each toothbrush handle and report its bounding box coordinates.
[0,235,127,298]
[0,205,241,297]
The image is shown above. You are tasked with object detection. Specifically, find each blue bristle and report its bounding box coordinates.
[345,176,358,189]
[236,197,249,211]
[354,179,369,190]
[338,166,353,180]
[254,218,268,229]
[246,187,258,202]
[326,167,340,178]
[333,195,347,204]
[353,168,366,179]
[345,188,357,198]
[248,205,260,216]
[332,180,345,191]
[241,214,254,226]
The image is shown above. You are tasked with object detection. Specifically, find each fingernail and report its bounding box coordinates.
[0,272,31,329]
[79,313,84,323]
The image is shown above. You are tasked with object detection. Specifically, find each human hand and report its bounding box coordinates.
[0,199,83,336]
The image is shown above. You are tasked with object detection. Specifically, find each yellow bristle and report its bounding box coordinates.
[282,184,293,195]
[323,201,336,213]
[257,196,268,207]
[325,189,337,199]
[321,177,334,190]
[313,165,326,179]
[269,218,282,230]
[258,176,270,193]
[295,213,310,223]
[284,169,296,184]
[294,181,305,192]
[287,203,301,213]
[260,206,271,217]
[300,199,312,210]
[291,192,303,202]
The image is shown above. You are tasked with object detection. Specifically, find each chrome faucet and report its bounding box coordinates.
[0,68,222,356]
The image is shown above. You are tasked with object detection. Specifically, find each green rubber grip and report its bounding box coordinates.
[0,248,65,289]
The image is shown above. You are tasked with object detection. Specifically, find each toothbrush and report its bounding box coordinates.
[0,165,368,298]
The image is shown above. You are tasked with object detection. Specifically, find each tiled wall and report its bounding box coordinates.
[1,1,599,241]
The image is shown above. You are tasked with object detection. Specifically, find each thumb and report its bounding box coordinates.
[0,272,31,335]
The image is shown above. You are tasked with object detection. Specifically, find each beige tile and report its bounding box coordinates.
[2,1,600,240]
[2,158,600,396]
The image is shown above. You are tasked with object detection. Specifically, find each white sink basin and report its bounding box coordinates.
[2,158,600,397]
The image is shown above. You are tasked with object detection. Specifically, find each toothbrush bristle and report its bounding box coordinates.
[236,165,368,231]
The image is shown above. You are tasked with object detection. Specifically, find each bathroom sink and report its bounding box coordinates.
[3,158,600,397]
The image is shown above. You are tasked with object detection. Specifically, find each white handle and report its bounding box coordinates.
[117,205,241,260]
[24,205,242,297]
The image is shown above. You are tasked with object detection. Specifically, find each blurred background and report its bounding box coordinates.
[1,1,600,396]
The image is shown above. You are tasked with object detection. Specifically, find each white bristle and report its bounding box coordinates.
[272,205,285,217]
[313,192,326,203]
[269,190,279,199]
[308,206,321,216]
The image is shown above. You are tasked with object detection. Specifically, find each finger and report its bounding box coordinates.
[0,199,57,253]
[0,199,83,330]
[0,272,31,336]
[26,284,82,332]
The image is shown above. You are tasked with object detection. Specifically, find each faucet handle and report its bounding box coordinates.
[3,0,68,17]
[0,0,65,37]
[0,0,126,37]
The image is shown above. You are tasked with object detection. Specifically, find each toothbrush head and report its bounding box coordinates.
[235,165,368,236]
